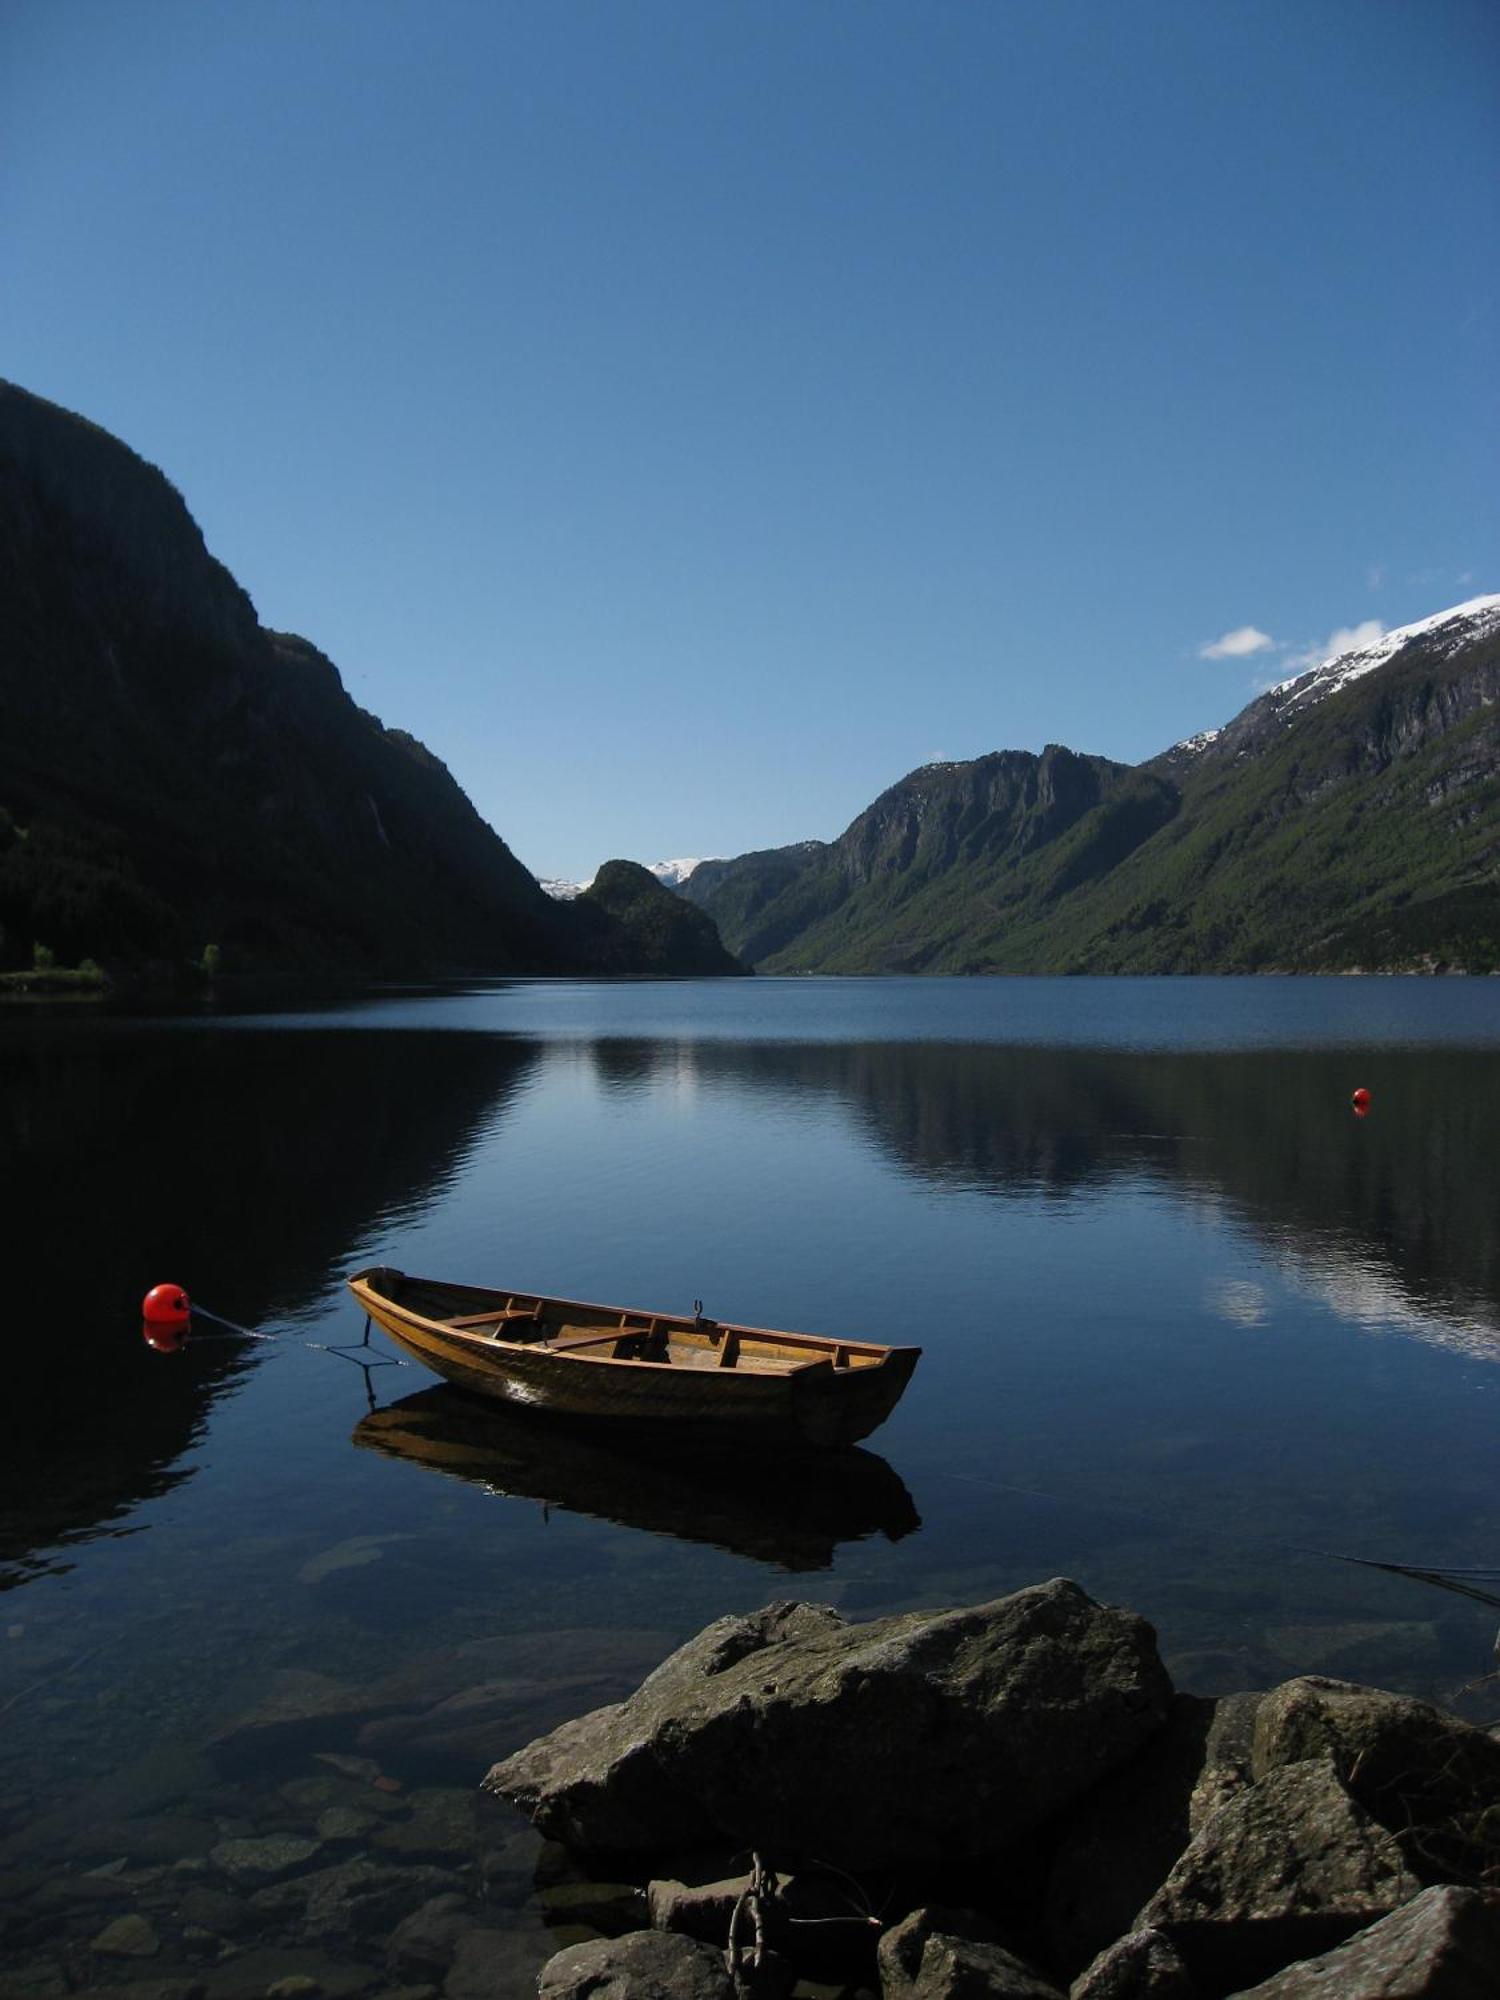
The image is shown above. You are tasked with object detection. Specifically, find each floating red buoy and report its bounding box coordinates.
[1351,1087,1372,1109]
[142,1283,191,1326]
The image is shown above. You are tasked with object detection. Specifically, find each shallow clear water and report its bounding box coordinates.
[2,977,1498,1988]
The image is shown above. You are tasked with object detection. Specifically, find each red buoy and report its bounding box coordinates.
[142,1283,191,1326]
[1351,1087,1372,1109]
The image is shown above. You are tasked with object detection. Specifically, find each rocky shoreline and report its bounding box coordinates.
[1,1579,1495,1999]
[490,1579,1500,1998]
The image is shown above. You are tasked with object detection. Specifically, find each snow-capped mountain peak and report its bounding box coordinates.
[1169,594,1500,763]
[537,857,716,899]
[648,857,712,888]
[1271,595,1500,714]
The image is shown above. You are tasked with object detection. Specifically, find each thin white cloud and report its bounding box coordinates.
[1365,563,1385,591]
[1282,619,1384,675]
[1199,625,1275,661]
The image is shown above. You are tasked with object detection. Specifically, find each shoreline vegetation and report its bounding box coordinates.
[0,960,108,996]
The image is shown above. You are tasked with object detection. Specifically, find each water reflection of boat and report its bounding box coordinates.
[348,1267,921,1448]
[351,1386,921,1572]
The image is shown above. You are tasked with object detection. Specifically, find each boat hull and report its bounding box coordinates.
[346,1268,920,1449]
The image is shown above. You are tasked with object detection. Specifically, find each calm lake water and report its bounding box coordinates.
[2,977,1499,1989]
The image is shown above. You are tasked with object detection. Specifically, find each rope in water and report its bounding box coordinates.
[163,1296,1498,1610]
[174,1303,412,1369]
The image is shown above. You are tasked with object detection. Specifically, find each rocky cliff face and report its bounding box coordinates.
[0,383,740,979]
[687,601,1500,974]
[1157,599,1500,807]
[684,747,1180,972]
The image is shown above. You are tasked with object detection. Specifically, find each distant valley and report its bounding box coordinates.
[5,377,1494,984]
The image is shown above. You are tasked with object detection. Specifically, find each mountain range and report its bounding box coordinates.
[0,382,744,979]
[682,598,1500,974]
[5,377,1494,981]
[541,857,713,900]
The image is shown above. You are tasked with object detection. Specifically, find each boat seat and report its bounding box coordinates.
[448,1306,544,1331]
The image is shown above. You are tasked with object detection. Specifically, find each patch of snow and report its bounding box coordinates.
[540,859,714,897]
[1173,727,1223,756]
[649,857,714,887]
[1271,595,1500,713]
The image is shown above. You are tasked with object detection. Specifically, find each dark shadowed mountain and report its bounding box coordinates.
[0,383,740,978]
[684,600,1500,973]
[572,860,748,975]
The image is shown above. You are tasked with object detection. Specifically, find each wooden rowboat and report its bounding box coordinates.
[346,1267,920,1449]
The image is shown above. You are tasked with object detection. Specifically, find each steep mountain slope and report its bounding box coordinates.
[1078,596,1500,972]
[686,600,1500,973]
[0,383,739,978]
[685,747,1180,971]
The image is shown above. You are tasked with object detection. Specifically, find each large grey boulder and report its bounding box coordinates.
[1135,1758,1418,1992]
[1047,1693,1262,1975]
[537,1929,736,1998]
[486,1582,1172,1869]
[1070,1928,1197,2000]
[879,1907,1064,1997]
[1226,1884,1500,1997]
[1251,1676,1500,1883]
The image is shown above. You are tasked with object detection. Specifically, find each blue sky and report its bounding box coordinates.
[3,1,1495,881]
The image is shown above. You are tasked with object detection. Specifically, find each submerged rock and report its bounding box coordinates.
[443,1927,566,1999]
[386,1892,480,1976]
[370,1787,479,1862]
[89,1912,161,1957]
[209,1834,324,1884]
[247,1857,456,1944]
[173,1885,255,1936]
[486,1581,1172,1869]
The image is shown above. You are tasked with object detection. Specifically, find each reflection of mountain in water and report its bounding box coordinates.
[590,1040,1500,1352]
[0,1025,538,1584]
[353,1385,920,1571]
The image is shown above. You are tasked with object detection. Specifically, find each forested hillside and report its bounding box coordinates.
[685,601,1500,974]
